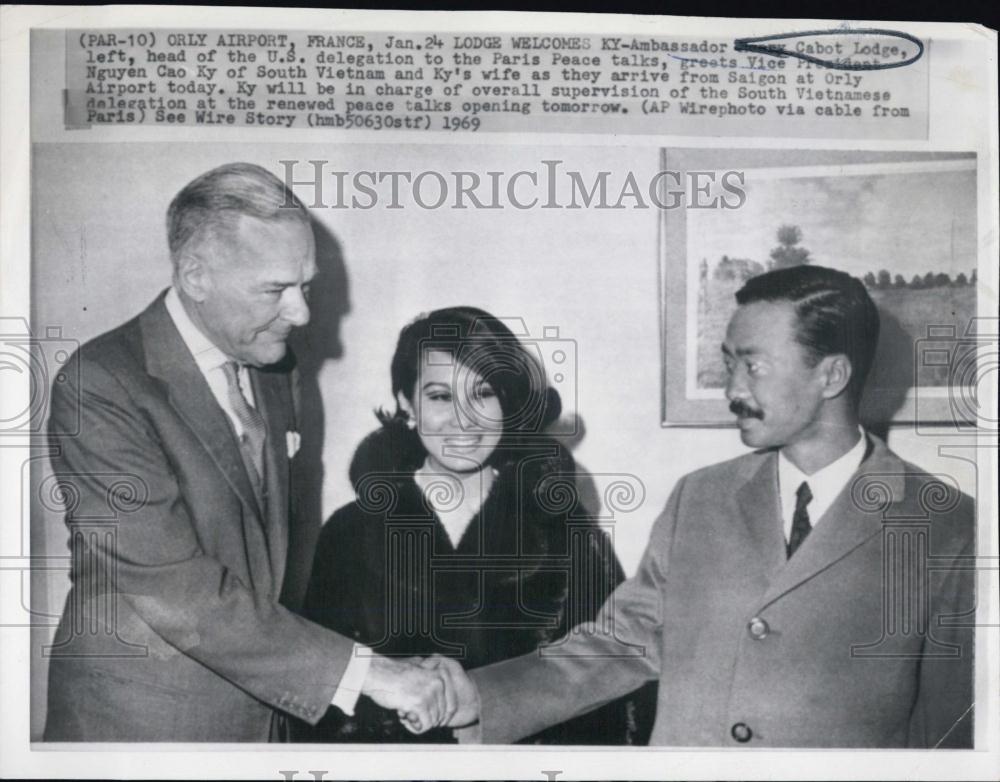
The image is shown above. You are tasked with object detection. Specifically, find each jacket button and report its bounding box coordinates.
[748,616,769,639]
[731,722,753,742]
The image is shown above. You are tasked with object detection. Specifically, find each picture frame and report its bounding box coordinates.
[660,147,982,430]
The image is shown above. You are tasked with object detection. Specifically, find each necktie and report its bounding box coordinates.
[786,481,813,559]
[221,361,267,485]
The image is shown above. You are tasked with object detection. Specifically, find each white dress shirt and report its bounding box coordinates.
[165,288,257,433]
[777,429,868,543]
[165,287,368,716]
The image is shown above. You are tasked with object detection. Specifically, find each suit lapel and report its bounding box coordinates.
[759,435,905,608]
[251,367,290,591]
[140,293,261,516]
[734,452,787,584]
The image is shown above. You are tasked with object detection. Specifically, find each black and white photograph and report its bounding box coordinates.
[1,6,997,782]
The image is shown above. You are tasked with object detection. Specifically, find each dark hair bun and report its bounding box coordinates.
[540,386,562,432]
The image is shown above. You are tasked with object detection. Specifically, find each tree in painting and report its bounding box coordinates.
[769,224,812,269]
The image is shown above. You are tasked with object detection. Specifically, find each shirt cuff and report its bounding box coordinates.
[330,644,372,716]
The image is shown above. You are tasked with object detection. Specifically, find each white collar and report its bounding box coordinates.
[778,428,867,531]
[164,286,231,373]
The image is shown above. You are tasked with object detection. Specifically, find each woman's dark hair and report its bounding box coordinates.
[377,306,562,461]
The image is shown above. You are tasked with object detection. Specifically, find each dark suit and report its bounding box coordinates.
[471,436,975,747]
[43,292,354,742]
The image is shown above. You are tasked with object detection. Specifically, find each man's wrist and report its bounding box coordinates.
[331,644,372,716]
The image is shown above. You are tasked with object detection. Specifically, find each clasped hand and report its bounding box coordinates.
[360,654,479,734]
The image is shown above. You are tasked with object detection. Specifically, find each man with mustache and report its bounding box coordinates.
[43,163,455,741]
[437,264,975,748]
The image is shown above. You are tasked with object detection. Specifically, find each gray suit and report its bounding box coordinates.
[43,292,354,741]
[471,436,975,747]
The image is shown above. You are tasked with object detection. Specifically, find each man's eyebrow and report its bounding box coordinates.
[721,344,758,357]
[421,381,450,391]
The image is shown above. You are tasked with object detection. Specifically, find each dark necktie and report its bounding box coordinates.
[786,481,813,559]
[221,361,267,485]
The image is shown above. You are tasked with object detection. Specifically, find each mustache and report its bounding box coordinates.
[729,400,764,420]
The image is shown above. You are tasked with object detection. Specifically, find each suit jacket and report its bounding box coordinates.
[471,435,975,747]
[43,292,355,742]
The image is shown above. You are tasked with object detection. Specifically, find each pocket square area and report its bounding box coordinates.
[286,430,302,458]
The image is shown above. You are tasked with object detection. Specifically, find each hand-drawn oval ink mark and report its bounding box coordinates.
[734,28,924,71]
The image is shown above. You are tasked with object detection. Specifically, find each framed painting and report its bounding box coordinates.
[660,148,983,430]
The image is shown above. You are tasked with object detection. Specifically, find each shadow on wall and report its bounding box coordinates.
[282,219,350,609]
[861,307,914,442]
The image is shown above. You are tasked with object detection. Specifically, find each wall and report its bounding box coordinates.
[28,141,980,737]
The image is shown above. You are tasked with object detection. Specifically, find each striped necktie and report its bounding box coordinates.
[221,361,267,485]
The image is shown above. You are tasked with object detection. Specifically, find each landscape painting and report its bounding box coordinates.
[661,149,979,427]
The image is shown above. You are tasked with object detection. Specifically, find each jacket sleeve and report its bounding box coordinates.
[907,525,976,748]
[298,505,448,743]
[470,475,686,744]
[49,354,356,726]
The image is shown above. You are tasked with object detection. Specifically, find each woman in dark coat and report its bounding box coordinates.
[294,306,655,744]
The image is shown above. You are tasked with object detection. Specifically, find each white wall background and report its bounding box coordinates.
[28,141,981,737]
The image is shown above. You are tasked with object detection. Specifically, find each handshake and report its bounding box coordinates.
[360,654,481,734]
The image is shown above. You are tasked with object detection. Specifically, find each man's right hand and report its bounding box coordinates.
[360,655,454,733]
[418,655,480,728]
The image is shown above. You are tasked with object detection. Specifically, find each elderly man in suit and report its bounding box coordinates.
[43,163,456,742]
[435,264,975,748]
